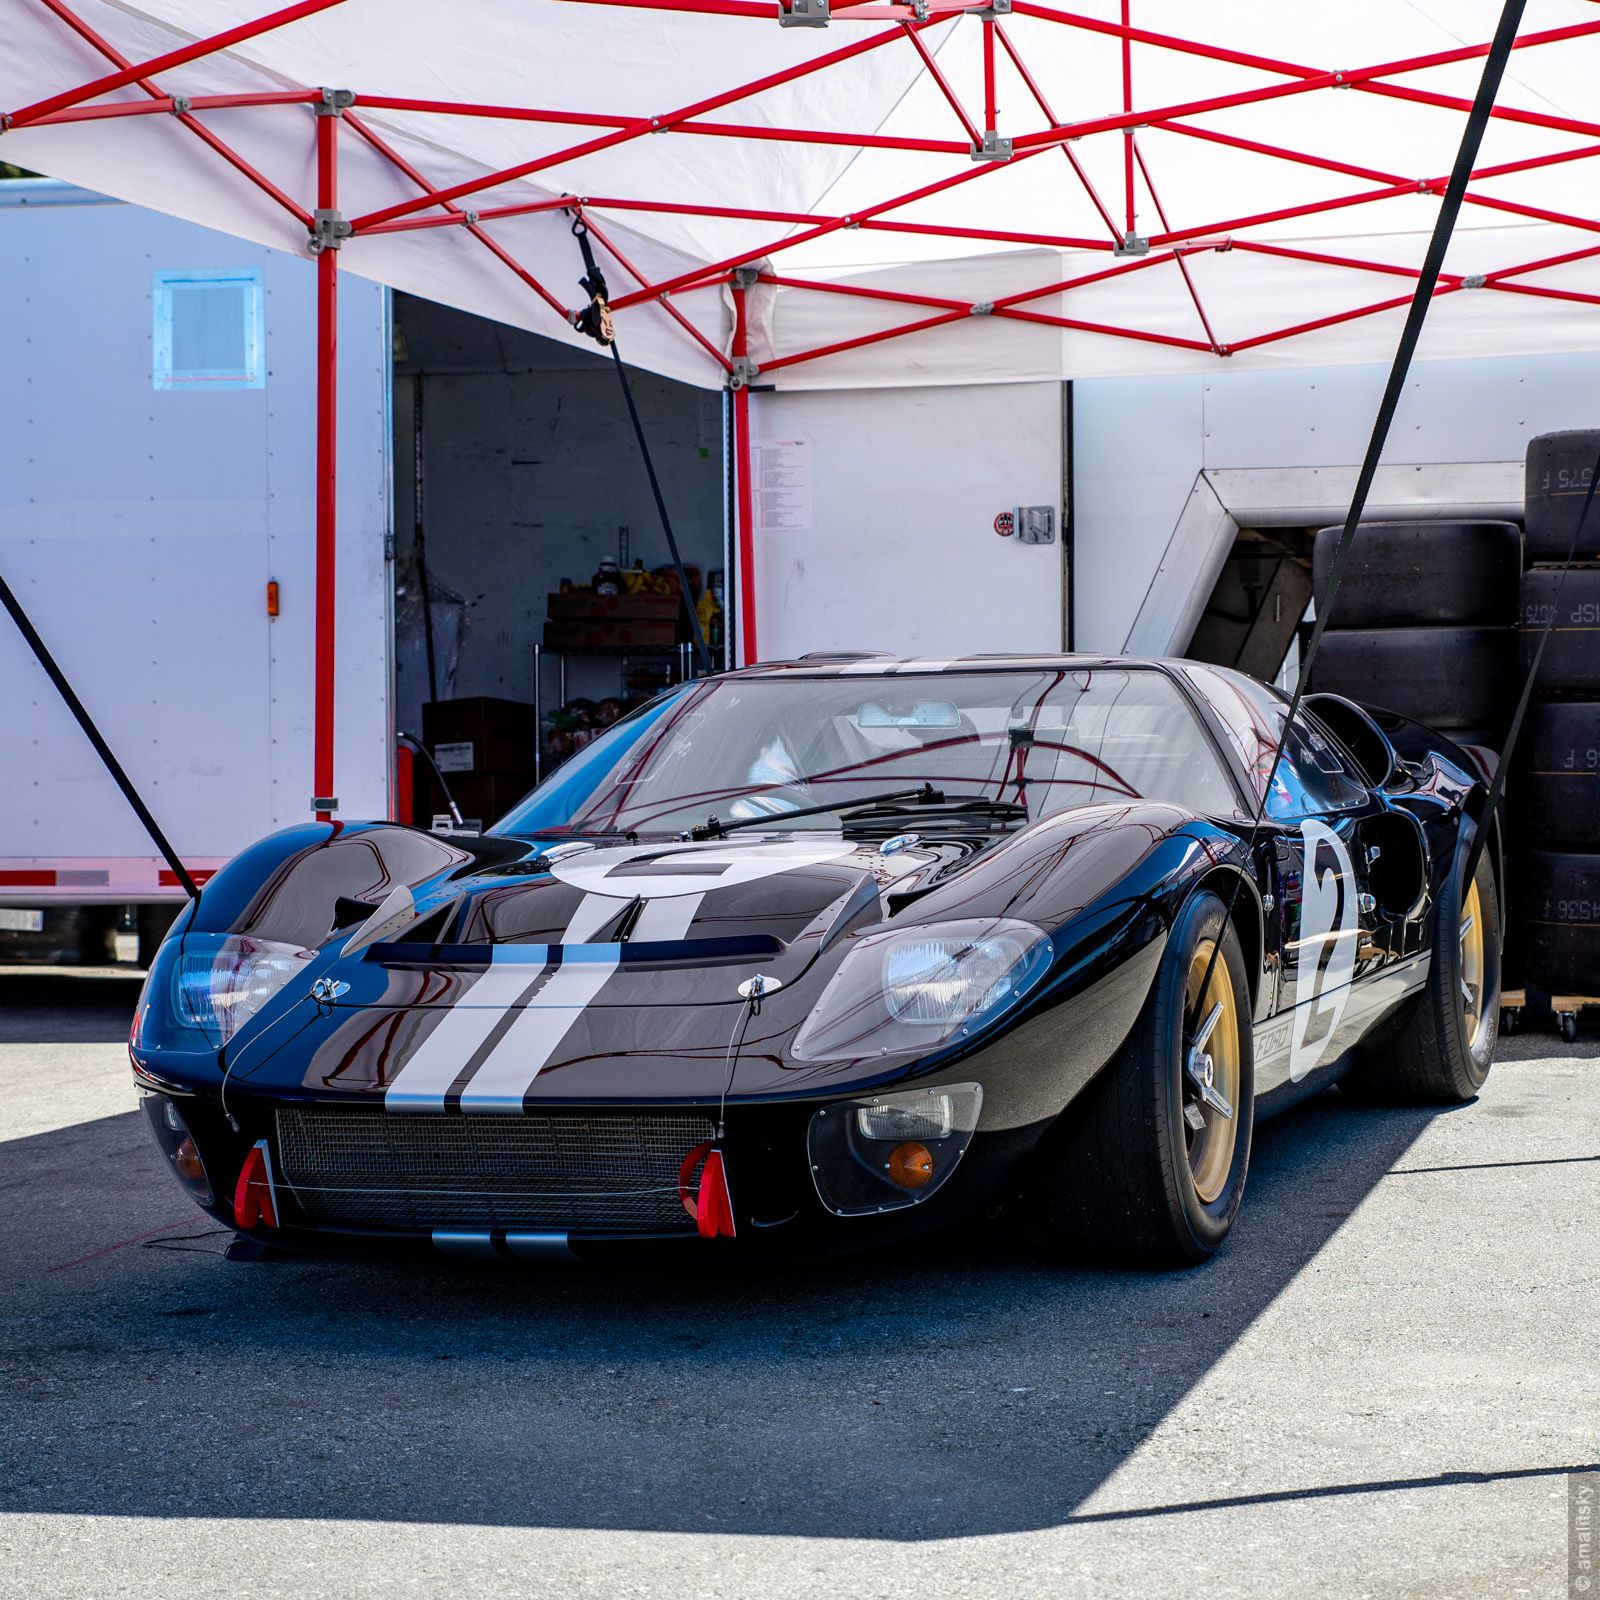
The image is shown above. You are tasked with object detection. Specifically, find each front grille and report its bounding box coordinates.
[275,1107,715,1233]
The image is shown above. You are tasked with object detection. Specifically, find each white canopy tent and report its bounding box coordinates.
[4,0,1600,391]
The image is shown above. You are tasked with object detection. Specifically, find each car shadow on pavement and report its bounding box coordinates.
[0,1052,1478,1542]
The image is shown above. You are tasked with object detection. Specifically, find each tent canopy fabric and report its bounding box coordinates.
[5,0,1600,390]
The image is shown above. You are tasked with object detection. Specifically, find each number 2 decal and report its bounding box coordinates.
[1290,820,1360,1082]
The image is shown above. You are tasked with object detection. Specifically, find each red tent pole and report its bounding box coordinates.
[731,285,757,668]
[313,103,339,821]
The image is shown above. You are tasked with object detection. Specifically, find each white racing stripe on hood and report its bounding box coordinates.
[630,891,705,941]
[457,946,622,1113]
[549,837,859,900]
[383,955,551,1113]
[562,892,627,944]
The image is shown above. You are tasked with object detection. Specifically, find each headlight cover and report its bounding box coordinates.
[173,935,314,1044]
[791,918,1052,1063]
[808,1083,982,1216]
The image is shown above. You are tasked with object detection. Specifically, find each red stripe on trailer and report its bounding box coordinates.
[0,871,55,887]
[158,869,215,888]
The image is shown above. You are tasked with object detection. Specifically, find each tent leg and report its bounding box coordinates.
[731,283,757,667]
[313,106,338,821]
[732,383,756,667]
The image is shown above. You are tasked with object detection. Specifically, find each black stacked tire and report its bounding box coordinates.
[1525,431,1600,562]
[1310,625,1518,730]
[1521,849,1600,996]
[1518,432,1600,1005]
[1519,566,1600,695]
[1308,520,1522,738]
[1313,519,1522,627]
[1521,703,1600,849]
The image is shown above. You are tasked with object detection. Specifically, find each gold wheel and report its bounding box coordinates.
[1459,877,1486,1051]
[1182,939,1241,1206]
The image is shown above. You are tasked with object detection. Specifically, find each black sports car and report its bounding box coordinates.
[131,655,1503,1266]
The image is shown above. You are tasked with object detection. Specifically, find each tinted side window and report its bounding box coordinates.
[1267,717,1368,821]
[1179,663,1366,821]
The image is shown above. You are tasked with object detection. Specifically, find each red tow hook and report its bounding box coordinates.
[232,1139,280,1230]
[678,1141,736,1239]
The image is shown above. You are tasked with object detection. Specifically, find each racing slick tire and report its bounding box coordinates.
[1026,889,1254,1267]
[1519,566,1600,695]
[1521,848,1600,996]
[1312,520,1522,628]
[1525,431,1600,562]
[1309,625,1518,731]
[1345,832,1501,1104]
[1522,702,1600,848]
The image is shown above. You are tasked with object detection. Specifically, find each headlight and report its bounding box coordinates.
[791,918,1051,1063]
[809,1083,982,1216]
[173,935,314,1044]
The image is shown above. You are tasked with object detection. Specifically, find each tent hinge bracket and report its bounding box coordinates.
[1461,273,1486,289]
[970,131,1012,162]
[970,301,994,317]
[168,96,191,116]
[778,0,829,26]
[1113,231,1149,257]
[975,0,1012,15]
[316,88,356,115]
[308,209,353,253]
[730,356,761,389]
[732,266,761,290]
[0,113,11,134]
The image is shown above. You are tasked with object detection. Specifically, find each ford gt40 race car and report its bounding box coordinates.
[131,655,1502,1266]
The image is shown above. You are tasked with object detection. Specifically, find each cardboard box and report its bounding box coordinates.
[547,591,679,622]
[421,696,537,774]
[543,619,678,650]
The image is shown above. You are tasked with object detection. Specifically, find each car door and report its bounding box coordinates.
[1259,712,1386,1092]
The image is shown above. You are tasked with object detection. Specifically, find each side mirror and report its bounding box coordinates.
[1303,693,1400,791]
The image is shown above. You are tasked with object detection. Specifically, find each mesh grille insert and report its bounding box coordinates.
[275,1107,715,1233]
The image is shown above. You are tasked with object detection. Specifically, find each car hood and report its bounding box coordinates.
[218,827,957,1105]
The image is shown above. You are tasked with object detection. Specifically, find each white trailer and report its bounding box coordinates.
[0,180,392,910]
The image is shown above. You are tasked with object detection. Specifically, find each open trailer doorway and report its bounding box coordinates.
[390,293,729,830]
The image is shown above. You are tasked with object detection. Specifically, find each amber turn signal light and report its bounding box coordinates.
[173,1135,206,1184]
[887,1140,934,1189]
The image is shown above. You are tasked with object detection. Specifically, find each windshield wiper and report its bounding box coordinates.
[841,795,1029,833]
[689,783,945,840]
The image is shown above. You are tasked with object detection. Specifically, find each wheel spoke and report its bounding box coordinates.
[1190,1000,1224,1052]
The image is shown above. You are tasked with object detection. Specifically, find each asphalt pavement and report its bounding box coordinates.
[1,967,1596,1600]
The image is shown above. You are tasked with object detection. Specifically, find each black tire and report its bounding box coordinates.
[1522,848,1600,995]
[1027,890,1254,1266]
[1309,626,1518,730]
[1519,566,1600,695]
[1525,431,1600,562]
[1521,702,1600,848]
[1345,831,1500,1104]
[1313,520,1522,628]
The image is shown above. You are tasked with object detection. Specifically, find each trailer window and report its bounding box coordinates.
[152,269,266,391]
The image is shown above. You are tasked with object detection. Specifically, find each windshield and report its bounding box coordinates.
[493,667,1242,839]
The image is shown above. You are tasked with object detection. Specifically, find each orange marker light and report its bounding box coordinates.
[173,1136,206,1185]
[266,580,280,618]
[887,1141,934,1190]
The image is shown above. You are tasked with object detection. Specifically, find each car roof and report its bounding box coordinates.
[725,652,1185,679]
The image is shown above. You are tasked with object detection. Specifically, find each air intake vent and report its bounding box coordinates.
[275,1107,715,1233]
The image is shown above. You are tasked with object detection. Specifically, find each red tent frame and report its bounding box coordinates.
[8,0,1600,819]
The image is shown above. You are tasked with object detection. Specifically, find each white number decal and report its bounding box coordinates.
[1290,820,1360,1082]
